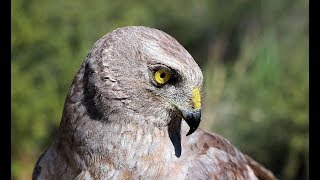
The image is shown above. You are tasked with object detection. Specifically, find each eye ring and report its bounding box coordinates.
[154,68,171,85]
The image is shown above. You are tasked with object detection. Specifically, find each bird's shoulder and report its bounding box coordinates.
[32,145,82,180]
[182,128,275,180]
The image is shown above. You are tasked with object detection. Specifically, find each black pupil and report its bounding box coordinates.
[160,73,166,78]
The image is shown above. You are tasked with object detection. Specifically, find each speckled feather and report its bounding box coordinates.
[33,26,276,180]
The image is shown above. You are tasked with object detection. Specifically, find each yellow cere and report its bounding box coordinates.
[154,68,171,85]
[192,87,201,109]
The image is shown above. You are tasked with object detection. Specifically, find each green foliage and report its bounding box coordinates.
[209,29,308,179]
[12,0,308,179]
[203,13,308,179]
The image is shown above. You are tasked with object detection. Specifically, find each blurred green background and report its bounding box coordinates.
[11,0,308,179]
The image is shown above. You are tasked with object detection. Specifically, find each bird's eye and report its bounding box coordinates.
[154,68,171,85]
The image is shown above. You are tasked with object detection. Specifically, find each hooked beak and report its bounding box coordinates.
[181,109,201,136]
[180,87,202,136]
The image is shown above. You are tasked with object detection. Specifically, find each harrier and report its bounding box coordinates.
[33,26,275,180]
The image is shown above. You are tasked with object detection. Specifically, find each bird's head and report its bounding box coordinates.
[70,26,203,137]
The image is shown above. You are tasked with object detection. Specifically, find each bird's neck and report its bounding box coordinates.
[56,114,180,172]
[103,122,179,167]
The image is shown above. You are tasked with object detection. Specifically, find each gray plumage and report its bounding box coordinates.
[33,26,276,180]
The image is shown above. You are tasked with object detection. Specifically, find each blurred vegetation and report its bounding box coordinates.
[11,0,308,179]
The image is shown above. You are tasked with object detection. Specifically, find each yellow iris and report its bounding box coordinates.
[154,68,171,85]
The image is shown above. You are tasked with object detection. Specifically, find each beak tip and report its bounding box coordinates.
[182,109,201,136]
[186,130,194,136]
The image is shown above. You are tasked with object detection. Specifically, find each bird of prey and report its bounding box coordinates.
[33,26,276,180]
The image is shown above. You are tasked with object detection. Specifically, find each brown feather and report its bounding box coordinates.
[244,154,277,180]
